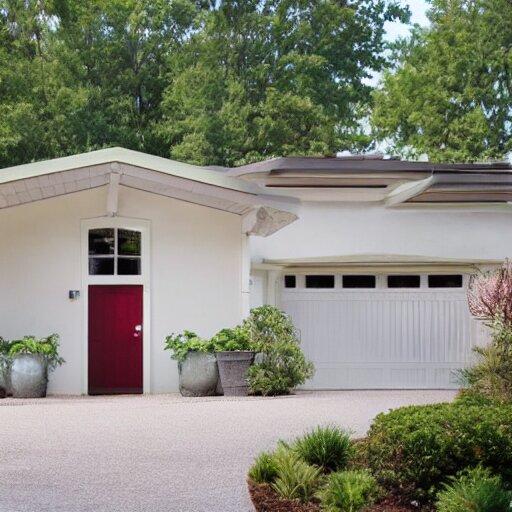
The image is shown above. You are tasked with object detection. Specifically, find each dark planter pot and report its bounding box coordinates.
[216,351,255,396]
[178,352,219,397]
[11,354,48,398]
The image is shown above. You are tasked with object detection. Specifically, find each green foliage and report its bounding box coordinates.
[9,334,64,372]
[210,326,252,352]
[372,0,512,162]
[245,305,314,396]
[0,1,409,167]
[365,402,512,502]
[436,466,512,512]
[316,470,379,512]
[0,337,14,371]
[270,447,322,504]
[294,426,353,473]
[248,451,279,484]
[164,330,212,363]
[460,317,512,403]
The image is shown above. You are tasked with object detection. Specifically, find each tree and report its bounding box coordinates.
[157,0,409,166]
[372,0,512,162]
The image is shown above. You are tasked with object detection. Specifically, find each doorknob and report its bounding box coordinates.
[133,325,142,338]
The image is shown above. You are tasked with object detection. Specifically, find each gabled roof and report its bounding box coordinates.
[0,148,298,236]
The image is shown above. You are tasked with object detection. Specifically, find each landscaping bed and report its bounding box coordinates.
[247,399,512,511]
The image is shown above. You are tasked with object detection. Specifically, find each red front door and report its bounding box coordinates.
[88,285,143,395]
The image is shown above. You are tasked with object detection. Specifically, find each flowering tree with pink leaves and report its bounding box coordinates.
[467,260,512,326]
[465,260,512,402]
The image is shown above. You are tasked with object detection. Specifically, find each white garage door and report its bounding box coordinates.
[281,273,484,389]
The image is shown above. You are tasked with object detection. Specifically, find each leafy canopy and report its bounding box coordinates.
[372,0,512,162]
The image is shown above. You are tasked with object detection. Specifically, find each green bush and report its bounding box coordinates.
[460,317,512,403]
[294,426,352,473]
[365,402,512,501]
[436,466,512,512]
[316,470,379,512]
[9,334,64,371]
[248,451,278,484]
[164,330,212,363]
[210,326,252,352]
[244,305,314,395]
[271,447,321,503]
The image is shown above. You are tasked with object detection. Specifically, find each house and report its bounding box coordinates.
[1,149,510,394]
[0,148,296,395]
[227,155,512,389]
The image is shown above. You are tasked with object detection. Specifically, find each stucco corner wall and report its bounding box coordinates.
[0,186,244,394]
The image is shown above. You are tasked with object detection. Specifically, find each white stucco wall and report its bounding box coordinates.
[251,202,512,262]
[0,186,243,394]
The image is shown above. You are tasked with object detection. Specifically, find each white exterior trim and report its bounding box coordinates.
[81,216,151,395]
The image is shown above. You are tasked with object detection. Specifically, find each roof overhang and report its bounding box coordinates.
[0,148,299,237]
[254,254,502,273]
[225,155,512,205]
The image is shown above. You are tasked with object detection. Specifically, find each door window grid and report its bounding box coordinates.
[89,228,141,276]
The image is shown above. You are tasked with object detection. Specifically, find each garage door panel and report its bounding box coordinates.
[282,289,478,389]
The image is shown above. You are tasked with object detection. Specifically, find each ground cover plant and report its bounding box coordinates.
[248,400,512,511]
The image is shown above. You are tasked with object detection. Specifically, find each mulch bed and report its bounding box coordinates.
[248,481,320,512]
[248,481,428,512]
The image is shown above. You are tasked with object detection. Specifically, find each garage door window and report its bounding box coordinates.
[284,275,296,288]
[428,275,463,288]
[342,275,376,288]
[306,275,335,288]
[89,228,141,276]
[388,275,421,288]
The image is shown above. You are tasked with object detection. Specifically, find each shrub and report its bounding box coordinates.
[9,334,64,371]
[271,447,322,503]
[460,316,512,403]
[210,326,252,352]
[316,470,379,512]
[294,426,352,473]
[436,466,512,512]
[164,330,212,363]
[248,451,279,484]
[365,402,512,501]
[245,305,314,395]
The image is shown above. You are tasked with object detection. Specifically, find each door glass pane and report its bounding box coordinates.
[89,258,115,275]
[342,275,376,288]
[118,229,141,256]
[89,229,115,255]
[118,257,141,275]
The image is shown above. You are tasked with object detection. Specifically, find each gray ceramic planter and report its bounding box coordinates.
[178,352,219,397]
[11,354,48,398]
[216,351,255,396]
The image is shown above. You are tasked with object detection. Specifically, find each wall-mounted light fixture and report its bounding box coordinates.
[69,290,80,300]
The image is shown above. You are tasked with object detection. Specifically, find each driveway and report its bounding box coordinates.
[0,390,455,512]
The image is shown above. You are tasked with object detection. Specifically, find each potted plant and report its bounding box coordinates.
[164,330,219,397]
[212,326,255,396]
[0,337,14,397]
[9,334,64,398]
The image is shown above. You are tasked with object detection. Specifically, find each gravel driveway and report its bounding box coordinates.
[0,390,455,512]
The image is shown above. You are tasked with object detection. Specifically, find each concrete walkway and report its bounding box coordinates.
[0,390,455,512]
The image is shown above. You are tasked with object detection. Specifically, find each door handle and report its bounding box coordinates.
[133,325,142,338]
